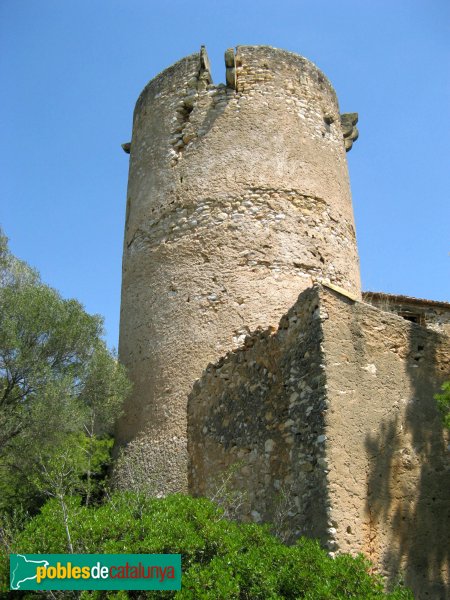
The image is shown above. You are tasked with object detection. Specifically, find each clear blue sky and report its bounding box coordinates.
[1,0,449,349]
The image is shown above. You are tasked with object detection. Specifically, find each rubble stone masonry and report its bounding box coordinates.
[188,285,450,599]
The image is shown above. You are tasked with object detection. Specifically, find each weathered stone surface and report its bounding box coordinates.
[323,287,449,599]
[199,45,212,84]
[188,286,330,542]
[225,47,236,89]
[224,47,235,68]
[340,112,359,152]
[225,66,236,89]
[340,112,358,136]
[117,46,361,493]
[363,291,450,336]
[188,284,450,599]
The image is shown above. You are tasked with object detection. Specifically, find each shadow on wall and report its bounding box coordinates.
[365,325,449,599]
[187,288,333,547]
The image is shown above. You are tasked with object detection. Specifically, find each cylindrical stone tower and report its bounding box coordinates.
[117,45,361,493]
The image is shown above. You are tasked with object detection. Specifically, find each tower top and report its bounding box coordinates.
[130,46,358,153]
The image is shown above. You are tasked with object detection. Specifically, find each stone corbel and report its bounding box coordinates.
[340,113,359,152]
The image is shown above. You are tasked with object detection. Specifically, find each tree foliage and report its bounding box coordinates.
[0,230,131,513]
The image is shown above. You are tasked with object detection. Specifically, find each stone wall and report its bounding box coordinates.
[188,285,450,599]
[363,291,450,336]
[188,286,331,543]
[323,288,450,599]
[117,46,361,492]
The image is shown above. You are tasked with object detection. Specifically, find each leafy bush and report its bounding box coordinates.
[0,493,412,599]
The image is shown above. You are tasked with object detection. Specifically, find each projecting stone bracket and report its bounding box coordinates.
[340,112,359,152]
[198,45,212,91]
[225,47,237,89]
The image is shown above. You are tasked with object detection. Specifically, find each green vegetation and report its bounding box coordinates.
[1,493,412,599]
[0,230,131,515]
[434,380,450,430]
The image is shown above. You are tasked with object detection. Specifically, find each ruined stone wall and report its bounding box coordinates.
[117,46,361,492]
[188,285,450,599]
[188,286,331,543]
[363,292,450,336]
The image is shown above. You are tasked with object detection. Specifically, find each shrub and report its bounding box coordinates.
[0,493,412,599]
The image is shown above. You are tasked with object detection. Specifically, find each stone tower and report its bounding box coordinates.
[117,46,361,492]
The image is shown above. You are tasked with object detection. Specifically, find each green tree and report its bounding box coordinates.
[0,230,131,514]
